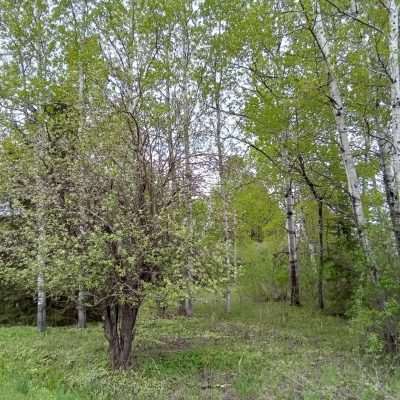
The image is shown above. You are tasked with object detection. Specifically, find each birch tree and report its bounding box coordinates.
[301,0,378,281]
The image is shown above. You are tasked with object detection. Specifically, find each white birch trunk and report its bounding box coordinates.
[182,29,193,317]
[215,95,233,313]
[37,218,46,333]
[183,110,193,317]
[312,0,378,281]
[385,0,400,254]
[36,125,47,332]
[77,57,87,329]
[285,181,300,306]
[387,0,400,186]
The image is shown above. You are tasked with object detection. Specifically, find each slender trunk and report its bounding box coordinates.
[184,297,193,317]
[37,270,46,333]
[286,181,300,306]
[182,78,193,317]
[350,0,358,14]
[297,156,325,308]
[215,82,232,313]
[156,42,174,318]
[378,134,400,254]
[182,124,193,317]
[385,0,400,255]
[103,302,139,370]
[77,288,87,329]
[311,1,378,282]
[318,200,324,310]
[182,39,193,317]
[232,211,238,304]
[77,55,87,328]
[36,155,47,333]
[387,0,400,194]
[183,120,193,317]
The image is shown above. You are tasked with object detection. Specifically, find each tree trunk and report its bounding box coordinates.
[378,134,400,254]
[215,80,233,313]
[182,101,194,317]
[318,199,324,310]
[385,0,400,255]
[37,270,46,333]
[103,303,139,370]
[285,181,300,306]
[387,0,400,192]
[225,211,238,313]
[224,289,232,314]
[77,289,87,329]
[77,59,87,329]
[180,23,194,318]
[311,0,378,282]
[297,155,324,309]
[36,207,46,333]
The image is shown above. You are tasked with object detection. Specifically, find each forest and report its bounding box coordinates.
[1,0,400,399]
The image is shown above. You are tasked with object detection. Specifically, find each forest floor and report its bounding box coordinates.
[0,300,399,400]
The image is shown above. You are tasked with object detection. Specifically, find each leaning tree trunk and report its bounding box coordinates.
[103,302,140,370]
[311,0,378,282]
[285,180,300,306]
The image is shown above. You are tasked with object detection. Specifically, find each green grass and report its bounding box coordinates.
[0,300,399,399]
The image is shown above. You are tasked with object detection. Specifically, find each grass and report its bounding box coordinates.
[0,299,399,399]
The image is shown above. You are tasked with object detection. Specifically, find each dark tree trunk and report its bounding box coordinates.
[296,155,324,309]
[103,302,139,370]
[289,262,300,306]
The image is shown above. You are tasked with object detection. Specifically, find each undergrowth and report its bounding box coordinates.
[0,300,399,399]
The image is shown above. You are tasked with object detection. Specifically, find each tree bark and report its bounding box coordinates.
[180,21,194,318]
[182,116,194,317]
[77,288,87,329]
[318,199,324,310]
[37,270,46,333]
[385,0,400,254]
[77,49,87,329]
[181,97,194,317]
[296,155,324,309]
[215,98,233,313]
[285,181,300,306]
[103,302,139,370]
[378,133,400,254]
[36,167,47,333]
[310,0,378,282]
[387,0,400,191]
